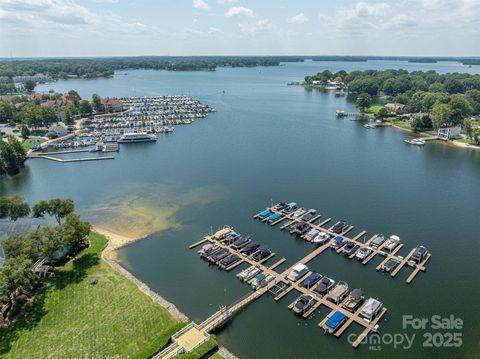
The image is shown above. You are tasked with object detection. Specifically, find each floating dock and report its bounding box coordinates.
[254,203,431,284]
[186,228,388,351]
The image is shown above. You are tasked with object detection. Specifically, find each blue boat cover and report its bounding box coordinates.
[326,311,347,329]
[259,210,271,217]
[269,213,282,220]
[334,235,343,242]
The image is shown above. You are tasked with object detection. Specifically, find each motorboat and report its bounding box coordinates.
[231,236,251,250]
[355,247,372,260]
[292,208,307,219]
[258,209,272,219]
[314,277,335,295]
[411,245,428,264]
[293,295,315,315]
[252,245,271,261]
[312,231,330,245]
[221,233,240,245]
[301,209,317,222]
[382,258,401,272]
[343,289,365,312]
[343,242,360,257]
[384,235,401,252]
[273,202,287,211]
[302,272,322,289]
[237,266,261,282]
[208,248,230,263]
[329,220,348,234]
[240,242,260,256]
[370,234,386,249]
[286,263,309,282]
[283,202,298,214]
[404,138,426,146]
[322,311,347,334]
[218,254,241,269]
[303,229,319,242]
[290,222,310,236]
[267,212,283,223]
[330,236,347,250]
[326,281,349,304]
[199,245,221,259]
[251,273,274,290]
[360,298,383,323]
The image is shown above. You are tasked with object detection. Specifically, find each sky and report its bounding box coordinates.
[0,0,479,57]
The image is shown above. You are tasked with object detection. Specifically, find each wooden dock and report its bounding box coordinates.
[254,204,430,284]
[190,230,390,350]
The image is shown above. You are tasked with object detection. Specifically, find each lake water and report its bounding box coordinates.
[2,60,480,359]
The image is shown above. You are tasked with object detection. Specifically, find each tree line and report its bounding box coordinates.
[0,196,90,321]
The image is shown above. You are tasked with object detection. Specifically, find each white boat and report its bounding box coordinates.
[286,263,309,282]
[312,231,330,244]
[384,235,401,252]
[360,298,383,323]
[236,266,260,282]
[404,138,425,146]
[117,132,157,143]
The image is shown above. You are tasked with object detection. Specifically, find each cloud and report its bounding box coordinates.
[217,0,238,3]
[288,12,309,24]
[354,2,389,17]
[208,26,222,34]
[239,19,272,33]
[193,0,210,10]
[225,6,254,18]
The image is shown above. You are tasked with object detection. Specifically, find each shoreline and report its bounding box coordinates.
[390,124,480,150]
[93,227,241,358]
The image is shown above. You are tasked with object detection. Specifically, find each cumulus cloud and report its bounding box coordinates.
[225,6,254,18]
[217,0,238,3]
[239,19,272,33]
[193,0,210,10]
[288,13,309,24]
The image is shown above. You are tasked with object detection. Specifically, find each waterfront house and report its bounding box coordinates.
[385,103,406,115]
[438,126,461,140]
[101,98,124,112]
[48,122,68,137]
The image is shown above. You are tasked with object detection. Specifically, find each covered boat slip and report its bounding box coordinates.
[190,228,388,349]
[254,202,431,284]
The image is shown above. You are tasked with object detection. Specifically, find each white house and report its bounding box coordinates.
[438,126,461,140]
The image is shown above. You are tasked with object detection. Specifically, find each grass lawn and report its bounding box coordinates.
[392,120,412,130]
[365,105,383,115]
[0,232,183,359]
[21,137,46,151]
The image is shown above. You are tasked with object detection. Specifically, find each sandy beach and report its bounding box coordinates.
[93,226,148,260]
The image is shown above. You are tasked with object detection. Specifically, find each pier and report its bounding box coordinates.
[165,229,388,356]
[255,203,431,284]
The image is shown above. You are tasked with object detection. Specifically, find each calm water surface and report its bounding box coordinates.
[2,61,480,359]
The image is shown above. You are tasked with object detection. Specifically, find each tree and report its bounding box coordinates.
[92,93,102,112]
[355,93,373,111]
[0,101,13,123]
[431,102,452,129]
[0,135,27,175]
[1,233,38,261]
[20,125,30,139]
[463,118,473,140]
[376,107,389,120]
[24,80,36,92]
[40,107,57,126]
[79,100,92,116]
[411,115,433,131]
[448,94,473,125]
[0,195,30,221]
[40,226,65,260]
[67,90,81,106]
[32,198,74,224]
[0,256,37,297]
[61,213,91,248]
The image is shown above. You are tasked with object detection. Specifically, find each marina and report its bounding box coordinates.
[47,95,215,150]
[254,202,431,284]
[168,226,388,357]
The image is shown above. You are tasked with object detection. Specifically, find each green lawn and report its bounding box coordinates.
[21,137,46,151]
[365,105,383,115]
[0,232,183,359]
